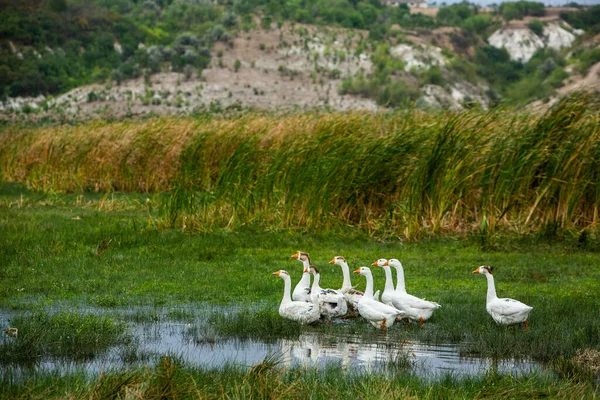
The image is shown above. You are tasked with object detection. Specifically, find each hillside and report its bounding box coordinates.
[1,0,599,119]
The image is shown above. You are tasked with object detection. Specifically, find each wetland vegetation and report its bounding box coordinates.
[1,97,599,398]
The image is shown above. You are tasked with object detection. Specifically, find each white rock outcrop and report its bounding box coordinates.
[390,44,446,70]
[488,23,579,63]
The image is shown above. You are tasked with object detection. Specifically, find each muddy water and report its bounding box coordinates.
[0,307,541,379]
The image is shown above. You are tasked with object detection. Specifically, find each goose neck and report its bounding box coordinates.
[299,270,311,287]
[281,275,292,304]
[311,273,321,292]
[363,272,374,298]
[393,265,407,294]
[485,273,497,303]
[339,261,352,290]
[382,266,395,293]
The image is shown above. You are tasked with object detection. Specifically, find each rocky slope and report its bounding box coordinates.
[1,13,598,118]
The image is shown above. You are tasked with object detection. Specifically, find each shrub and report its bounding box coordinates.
[528,19,544,36]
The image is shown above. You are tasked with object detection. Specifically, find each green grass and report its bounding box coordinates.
[0,355,597,399]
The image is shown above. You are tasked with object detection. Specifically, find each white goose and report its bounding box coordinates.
[353,267,404,329]
[273,270,320,325]
[373,258,441,326]
[473,266,533,329]
[290,251,312,302]
[309,266,348,322]
[329,256,364,313]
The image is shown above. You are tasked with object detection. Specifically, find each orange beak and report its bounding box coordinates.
[329,258,335,264]
[353,268,361,274]
[383,260,389,266]
[273,271,281,276]
[371,261,378,267]
[290,252,299,259]
[472,268,480,274]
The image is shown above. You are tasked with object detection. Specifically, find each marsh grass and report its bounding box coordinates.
[2,94,600,239]
[208,307,304,340]
[0,311,129,363]
[0,354,597,399]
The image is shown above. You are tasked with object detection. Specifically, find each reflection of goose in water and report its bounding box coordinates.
[277,332,404,371]
[275,333,539,376]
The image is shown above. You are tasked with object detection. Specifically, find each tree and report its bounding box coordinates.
[48,0,68,12]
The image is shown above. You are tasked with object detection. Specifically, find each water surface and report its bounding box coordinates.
[0,306,542,380]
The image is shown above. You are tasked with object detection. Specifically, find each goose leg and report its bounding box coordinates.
[380,318,387,329]
[523,320,529,330]
[419,317,424,327]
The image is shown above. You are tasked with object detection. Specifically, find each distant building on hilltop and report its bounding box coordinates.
[383,0,428,8]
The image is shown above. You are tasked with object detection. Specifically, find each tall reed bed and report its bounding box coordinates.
[1,95,599,238]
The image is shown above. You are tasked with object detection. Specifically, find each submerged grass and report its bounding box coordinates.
[0,355,597,399]
[1,94,600,238]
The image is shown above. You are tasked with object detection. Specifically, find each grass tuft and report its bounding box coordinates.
[0,311,129,363]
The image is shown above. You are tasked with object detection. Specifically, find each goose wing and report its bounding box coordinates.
[359,298,403,320]
[488,298,532,316]
[281,301,319,323]
[398,292,441,310]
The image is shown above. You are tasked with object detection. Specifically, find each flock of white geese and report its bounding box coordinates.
[272,251,533,330]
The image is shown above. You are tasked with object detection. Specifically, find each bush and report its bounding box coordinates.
[261,16,272,31]
[528,19,544,36]
[461,14,493,35]
[234,59,241,72]
[546,67,568,88]
[499,1,545,21]
[422,66,445,87]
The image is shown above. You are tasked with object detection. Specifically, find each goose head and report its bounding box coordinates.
[472,265,493,275]
[273,270,291,279]
[291,251,310,263]
[353,266,372,277]
[309,266,320,276]
[329,256,347,266]
[387,259,403,268]
[371,258,388,267]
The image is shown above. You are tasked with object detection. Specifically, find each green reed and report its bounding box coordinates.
[1,94,599,238]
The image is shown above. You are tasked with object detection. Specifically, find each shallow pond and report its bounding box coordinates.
[0,306,542,380]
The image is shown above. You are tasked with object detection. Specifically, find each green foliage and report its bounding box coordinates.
[574,47,600,75]
[0,0,235,97]
[261,15,272,31]
[461,13,493,35]
[560,5,600,34]
[528,19,544,36]
[234,59,242,72]
[474,46,522,86]
[499,1,545,21]
[437,3,476,26]
[422,65,445,87]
